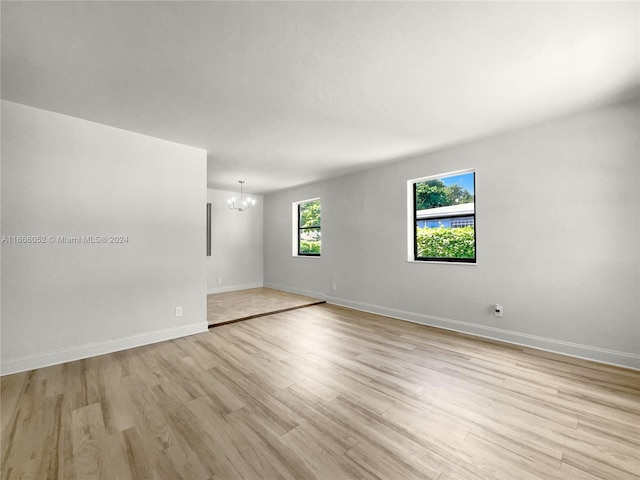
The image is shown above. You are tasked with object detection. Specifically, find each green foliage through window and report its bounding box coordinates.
[299,240,321,255]
[416,226,475,259]
[298,199,321,256]
[415,179,474,210]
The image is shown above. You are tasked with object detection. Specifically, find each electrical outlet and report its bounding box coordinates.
[175,306,183,317]
[217,277,223,285]
[494,304,503,317]
[331,282,337,291]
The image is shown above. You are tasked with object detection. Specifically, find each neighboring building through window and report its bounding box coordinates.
[294,198,321,256]
[411,170,476,262]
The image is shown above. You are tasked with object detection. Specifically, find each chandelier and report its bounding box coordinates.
[227,180,256,211]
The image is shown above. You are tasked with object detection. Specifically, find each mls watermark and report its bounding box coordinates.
[1,235,129,244]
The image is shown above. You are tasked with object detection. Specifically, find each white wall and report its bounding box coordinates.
[1,101,208,375]
[207,188,263,293]
[264,98,640,369]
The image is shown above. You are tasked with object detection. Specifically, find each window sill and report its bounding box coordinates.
[406,260,477,266]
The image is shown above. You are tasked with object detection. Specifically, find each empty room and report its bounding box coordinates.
[1,1,639,479]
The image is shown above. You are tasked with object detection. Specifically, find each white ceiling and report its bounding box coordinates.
[2,1,638,195]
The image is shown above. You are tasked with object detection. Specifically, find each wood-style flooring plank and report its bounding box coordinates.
[207,287,324,325]
[2,303,639,480]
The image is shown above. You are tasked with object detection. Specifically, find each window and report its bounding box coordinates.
[410,170,475,263]
[294,198,321,256]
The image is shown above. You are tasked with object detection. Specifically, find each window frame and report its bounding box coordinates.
[292,197,321,257]
[409,170,476,264]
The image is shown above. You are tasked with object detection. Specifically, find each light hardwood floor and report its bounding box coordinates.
[207,288,323,326]
[2,304,639,479]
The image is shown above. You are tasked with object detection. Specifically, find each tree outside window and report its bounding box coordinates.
[298,199,321,256]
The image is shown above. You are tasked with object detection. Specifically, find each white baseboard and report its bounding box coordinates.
[207,282,263,294]
[263,282,326,301]
[0,322,208,376]
[326,295,640,371]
